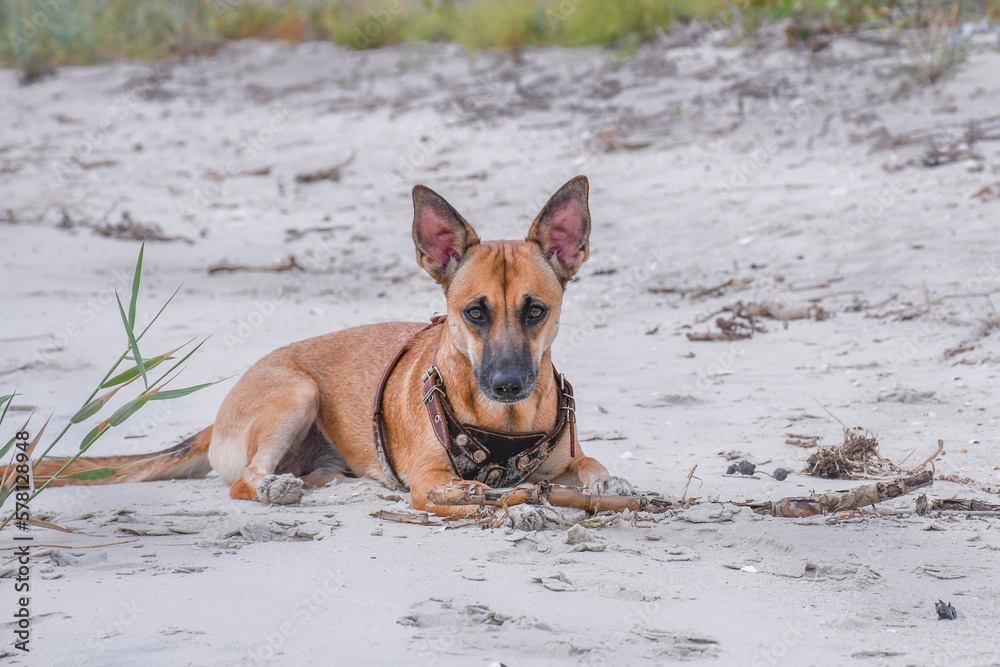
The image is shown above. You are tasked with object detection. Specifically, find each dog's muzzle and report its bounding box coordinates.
[479,369,536,404]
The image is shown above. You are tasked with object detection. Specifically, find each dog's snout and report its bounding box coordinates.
[490,370,525,398]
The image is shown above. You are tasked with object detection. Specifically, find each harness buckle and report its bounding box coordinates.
[422,384,446,404]
[421,365,440,384]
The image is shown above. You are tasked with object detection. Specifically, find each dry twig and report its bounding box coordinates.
[427,481,681,514]
[208,255,305,275]
[785,433,821,448]
[744,471,933,517]
[0,539,138,550]
[427,473,934,521]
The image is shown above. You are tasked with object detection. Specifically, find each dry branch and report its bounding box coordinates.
[874,287,1000,322]
[735,301,833,322]
[427,473,933,521]
[686,330,753,342]
[427,481,682,514]
[785,433,821,448]
[929,498,1000,513]
[745,471,933,517]
[294,151,355,184]
[208,255,305,275]
[0,539,138,550]
[370,509,442,525]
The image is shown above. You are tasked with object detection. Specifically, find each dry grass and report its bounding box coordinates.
[5,0,998,76]
[805,427,903,479]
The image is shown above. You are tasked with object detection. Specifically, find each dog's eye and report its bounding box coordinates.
[528,305,546,320]
[466,306,484,321]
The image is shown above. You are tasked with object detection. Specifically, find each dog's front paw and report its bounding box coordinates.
[586,476,635,496]
[256,474,304,505]
[496,505,547,532]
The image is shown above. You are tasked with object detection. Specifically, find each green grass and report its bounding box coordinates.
[2,0,999,72]
[0,243,219,532]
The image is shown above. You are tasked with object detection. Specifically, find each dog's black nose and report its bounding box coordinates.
[491,371,524,398]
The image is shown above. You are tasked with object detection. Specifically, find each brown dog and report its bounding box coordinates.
[27,176,633,516]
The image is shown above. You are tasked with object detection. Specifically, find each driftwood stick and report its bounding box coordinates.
[370,510,441,525]
[745,471,933,517]
[428,472,934,519]
[932,498,1000,512]
[427,481,681,514]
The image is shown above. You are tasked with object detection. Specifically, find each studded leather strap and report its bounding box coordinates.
[421,361,577,488]
[373,315,578,491]
[371,317,445,490]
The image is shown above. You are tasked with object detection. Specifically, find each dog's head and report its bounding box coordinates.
[412,176,591,404]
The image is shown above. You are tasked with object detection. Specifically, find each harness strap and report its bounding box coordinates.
[373,315,579,490]
[371,317,445,490]
[422,358,578,487]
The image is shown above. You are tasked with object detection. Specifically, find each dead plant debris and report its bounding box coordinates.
[93,211,192,244]
[426,471,933,521]
[917,496,1000,515]
[648,277,752,300]
[805,428,900,479]
[688,299,832,342]
[973,182,1000,200]
[284,224,350,241]
[748,471,933,517]
[735,301,833,323]
[57,209,192,243]
[208,255,305,275]
[786,433,821,448]
[687,313,763,342]
[294,152,355,184]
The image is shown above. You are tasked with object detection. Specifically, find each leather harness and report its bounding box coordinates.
[371,317,577,491]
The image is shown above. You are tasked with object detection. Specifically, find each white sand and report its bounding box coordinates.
[2,27,1000,665]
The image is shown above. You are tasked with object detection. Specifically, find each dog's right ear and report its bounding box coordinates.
[412,185,480,286]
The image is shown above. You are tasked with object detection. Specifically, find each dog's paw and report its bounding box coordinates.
[586,476,636,497]
[497,505,547,532]
[256,474,304,505]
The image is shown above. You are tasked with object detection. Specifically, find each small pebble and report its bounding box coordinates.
[737,460,755,475]
[935,600,958,620]
[774,468,788,481]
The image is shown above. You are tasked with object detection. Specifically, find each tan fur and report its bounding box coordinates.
[8,176,628,516]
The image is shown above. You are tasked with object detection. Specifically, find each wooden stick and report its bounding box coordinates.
[0,539,138,550]
[369,510,440,525]
[932,498,1000,512]
[207,255,304,275]
[427,481,681,514]
[744,471,933,517]
[428,472,933,520]
[681,464,698,502]
[686,330,752,342]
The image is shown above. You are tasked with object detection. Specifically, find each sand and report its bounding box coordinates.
[2,24,1000,665]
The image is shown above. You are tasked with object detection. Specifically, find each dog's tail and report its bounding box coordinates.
[5,426,214,487]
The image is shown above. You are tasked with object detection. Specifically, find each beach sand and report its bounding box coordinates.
[2,27,1000,665]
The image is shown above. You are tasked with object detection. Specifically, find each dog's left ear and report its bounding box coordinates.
[527,175,591,284]
[412,185,481,286]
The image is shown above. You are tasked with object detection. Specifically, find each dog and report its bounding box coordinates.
[25,176,633,517]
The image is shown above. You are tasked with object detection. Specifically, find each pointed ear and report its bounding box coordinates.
[527,175,591,284]
[412,185,480,285]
